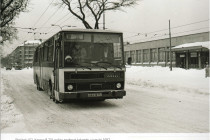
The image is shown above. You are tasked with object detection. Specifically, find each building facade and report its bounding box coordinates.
[124,32,209,68]
[4,40,41,69]
[172,42,209,69]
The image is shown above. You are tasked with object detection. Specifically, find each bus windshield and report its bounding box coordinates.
[64,33,123,68]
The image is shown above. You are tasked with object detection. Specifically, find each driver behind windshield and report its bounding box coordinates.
[64,43,89,66]
[64,42,115,66]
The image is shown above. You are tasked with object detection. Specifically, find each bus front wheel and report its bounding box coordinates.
[48,82,54,100]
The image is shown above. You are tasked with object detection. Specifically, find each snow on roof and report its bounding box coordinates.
[24,40,42,45]
[18,40,42,46]
[173,41,210,50]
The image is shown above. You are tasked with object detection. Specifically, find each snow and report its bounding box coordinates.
[173,41,210,49]
[126,66,209,94]
[19,40,42,46]
[0,66,209,136]
[0,73,28,132]
[24,40,42,45]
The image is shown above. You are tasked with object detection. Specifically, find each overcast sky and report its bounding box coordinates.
[2,0,209,56]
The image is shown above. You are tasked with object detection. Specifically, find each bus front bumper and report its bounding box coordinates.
[59,90,126,100]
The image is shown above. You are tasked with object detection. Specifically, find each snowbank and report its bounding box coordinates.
[126,66,209,94]
[1,74,28,132]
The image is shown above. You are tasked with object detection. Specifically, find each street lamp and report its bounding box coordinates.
[51,24,76,30]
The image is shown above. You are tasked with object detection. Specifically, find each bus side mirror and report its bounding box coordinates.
[55,41,61,49]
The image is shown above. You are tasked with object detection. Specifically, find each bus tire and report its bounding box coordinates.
[49,83,55,100]
[54,99,58,103]
[36,76,42,91]
[48,82,52,99]
[49,83,61,104]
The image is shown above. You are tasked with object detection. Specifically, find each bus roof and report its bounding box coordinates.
[58,29,123,34]
[36,29,123,48]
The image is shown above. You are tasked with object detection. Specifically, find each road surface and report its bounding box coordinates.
[1,69,209,133]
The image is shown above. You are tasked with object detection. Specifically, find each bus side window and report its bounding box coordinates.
[44,45,48,61]
[38,48,41,64]
[35,50,38,62]
[48,38,53,62]
[33,50,38,64]
[40,46,44,61]
[48,45,53,61]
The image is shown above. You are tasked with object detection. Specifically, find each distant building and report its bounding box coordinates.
[7,40,41,69]
[172,41,209,69]
[124,32,209,69]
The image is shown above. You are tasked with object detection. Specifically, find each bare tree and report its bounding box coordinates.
[57,0,139,29]
[0,0,29,43]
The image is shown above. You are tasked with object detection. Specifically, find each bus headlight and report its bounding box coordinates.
[67,84,74,91]
[116,83,121,89]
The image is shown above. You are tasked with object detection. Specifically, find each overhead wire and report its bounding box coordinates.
[19,0,55,42]
[32,0,55,28]
[38,6,65,31]
[129,27,209,43]
[45,6,79,35]
[123,19,209,39]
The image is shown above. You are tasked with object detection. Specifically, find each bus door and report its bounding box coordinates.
[38,48,42,85]
[54,46,60,92]
[40,47,45,88]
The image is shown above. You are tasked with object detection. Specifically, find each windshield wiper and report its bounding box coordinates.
[81,62,107,70]
[96,61,122,70]
[74,63,91,70]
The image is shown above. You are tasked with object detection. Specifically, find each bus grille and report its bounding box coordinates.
[65,82,124,92]
[65,73,104,79]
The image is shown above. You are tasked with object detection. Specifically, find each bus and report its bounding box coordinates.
[33,29,126,103]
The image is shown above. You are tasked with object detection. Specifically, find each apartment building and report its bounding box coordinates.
[8,40,41,69]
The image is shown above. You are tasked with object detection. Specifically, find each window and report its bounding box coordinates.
[124,51,130,63]
[48,46,53,61]
[136,50,141,63]
[34,50,38,62]
[113,44,122,58]
[172,52,175,61]
[158,48,165,62]
[130,51,135,63]
[44,46,48,61]
[166,47,170,62]
[40,46,44,61]
[143,49,149,62]
[48,38,54,61]
[151,49,157,62]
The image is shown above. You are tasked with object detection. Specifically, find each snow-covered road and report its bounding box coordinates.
[1,67,209,133]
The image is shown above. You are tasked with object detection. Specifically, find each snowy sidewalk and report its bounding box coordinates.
[126,66,209,95]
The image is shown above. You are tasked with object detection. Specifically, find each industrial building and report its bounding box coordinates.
[124,32,209,69]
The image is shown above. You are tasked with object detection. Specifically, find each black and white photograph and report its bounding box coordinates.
[0,0,209,140]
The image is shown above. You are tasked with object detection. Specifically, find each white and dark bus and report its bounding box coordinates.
[33,29,126,103]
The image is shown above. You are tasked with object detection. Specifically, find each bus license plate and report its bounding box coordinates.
[88,93,102,97]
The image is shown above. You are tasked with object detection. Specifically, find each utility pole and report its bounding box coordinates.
[103,12,105,30]
[169,20,172,71]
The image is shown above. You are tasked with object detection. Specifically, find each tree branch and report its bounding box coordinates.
[62,0,92,29]
[1,0,14,14]
[58,0,139,29]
